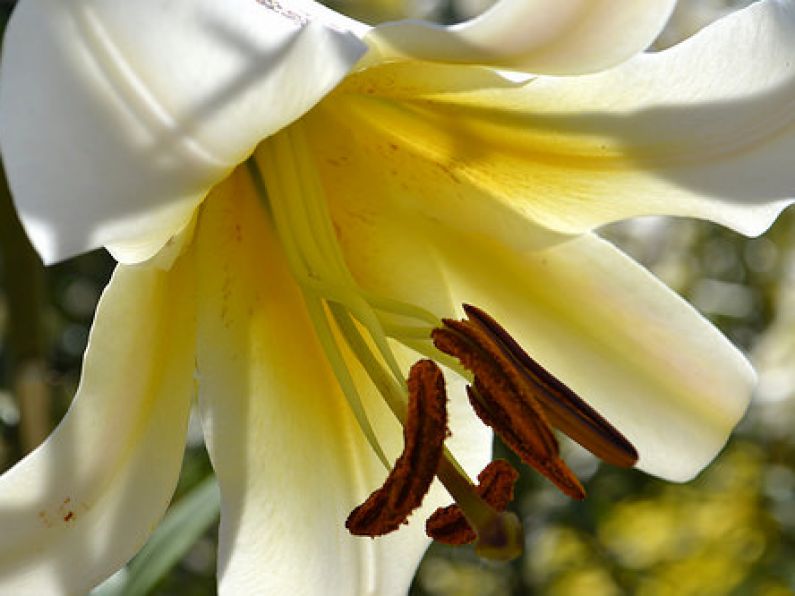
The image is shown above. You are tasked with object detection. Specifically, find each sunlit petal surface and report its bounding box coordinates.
[305,107,753,482]
[350,0,795,238]
[366,0,675,73]
[0,0,366,264]
[193,171,490,594]
[0,256,196,592]
[0,0,790,590]
[432,232,754,482]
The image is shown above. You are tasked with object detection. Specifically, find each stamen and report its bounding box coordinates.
[346,360,448,536]
[433,456,524,561]
[462,305,638,468]
[432,320,586,500]
[251,123,443,471]
[253,121,603,561]
[426,459,518,545]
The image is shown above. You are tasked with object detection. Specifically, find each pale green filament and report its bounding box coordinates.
[250,121,444,468]
[329,304,408,422]
[247,122,523,557]
[401,338,472,381]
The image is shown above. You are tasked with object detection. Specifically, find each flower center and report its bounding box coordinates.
[247,120,636,561]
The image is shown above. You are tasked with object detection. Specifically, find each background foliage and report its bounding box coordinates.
[1,1,794,594]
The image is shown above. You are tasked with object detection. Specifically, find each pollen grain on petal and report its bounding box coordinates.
[346,359,448,537]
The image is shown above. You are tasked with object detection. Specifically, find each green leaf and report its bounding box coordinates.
[93,475,220,596]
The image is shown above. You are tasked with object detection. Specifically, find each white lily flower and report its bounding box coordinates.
[0,0,794,593]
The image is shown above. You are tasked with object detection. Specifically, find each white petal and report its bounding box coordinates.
[0,0,366,264]
[365,0,675,73]
[431,230,754,482]
[192,170,490,595]
[307,100,753,481]
[302,107,748,484]
[340,0,795,240]
[301,88,750,483]
[497,0,795,236]
[0,257,196,592]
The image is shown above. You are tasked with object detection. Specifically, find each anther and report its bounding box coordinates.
[432,304,638,501]
[466,382,585,500]
[433,456,524,561]
[346,360,448,536]
[432,321,585,499]
[426,459,519,545]
[463,305,638,468]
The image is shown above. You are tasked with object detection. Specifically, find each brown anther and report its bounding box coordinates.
[464,305,638,468]
[426,459,519,545]
[467,382,585,500]
[432,305,638,500]
[432,320,584,499]
[346,360,448,537]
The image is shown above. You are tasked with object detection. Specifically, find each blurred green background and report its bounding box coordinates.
[2,1,795,594]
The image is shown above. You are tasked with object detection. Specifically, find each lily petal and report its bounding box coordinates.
[365,0,675,73]
[193,169,490,595]
[310,89,571,258]
[310,118,755,481]
[346,0,795,238]
[431,229,753,482]
[0,253,196,592]
[0,0,366,264]
[299,115,752,482]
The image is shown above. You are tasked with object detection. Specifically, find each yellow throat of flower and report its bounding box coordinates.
[247,120,637,561]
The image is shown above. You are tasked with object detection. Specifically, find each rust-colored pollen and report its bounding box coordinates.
[346,360,448,537]
[432,305,639,501]
[465,305,638,468]
[426,459,519,545]
[432,320,584,500]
